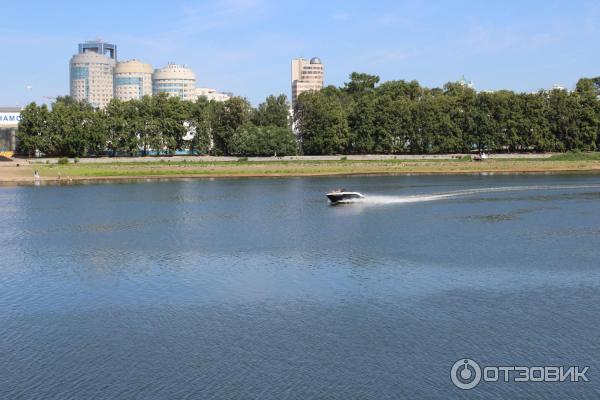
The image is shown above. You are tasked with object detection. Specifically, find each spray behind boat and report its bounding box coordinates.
[326,184,600,206]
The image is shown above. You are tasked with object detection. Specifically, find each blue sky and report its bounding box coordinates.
[1,0,599,106]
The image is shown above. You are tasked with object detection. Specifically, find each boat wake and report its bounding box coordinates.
[348,184,600,206]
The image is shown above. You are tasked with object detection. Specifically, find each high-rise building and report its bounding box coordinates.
[114,60,153,101]
[152,64,197,100]
[68,41,231,106]
[291,57,324,106]
[70,51,115,108]
[79,40,117,60]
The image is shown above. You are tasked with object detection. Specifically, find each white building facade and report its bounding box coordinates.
[193,87,231,102]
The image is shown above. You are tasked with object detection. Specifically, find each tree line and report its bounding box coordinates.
[294,73,600,154]
[17,74,600,157]
[17,93,296,157]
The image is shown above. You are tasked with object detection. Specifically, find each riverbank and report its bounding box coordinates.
[2,153,600,185]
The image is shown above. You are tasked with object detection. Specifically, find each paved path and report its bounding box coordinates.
[15,153,556,165]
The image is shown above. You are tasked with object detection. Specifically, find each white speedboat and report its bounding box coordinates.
[326,189,365,204]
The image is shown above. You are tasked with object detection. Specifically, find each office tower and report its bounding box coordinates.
[291,57,324,106]
[114,60,153,101]
[152,64,197,100]
[70,50,115,108]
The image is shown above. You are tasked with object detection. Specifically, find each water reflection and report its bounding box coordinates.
[1,174,600,399]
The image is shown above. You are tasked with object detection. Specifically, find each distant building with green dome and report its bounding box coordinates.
[456,75,475,89]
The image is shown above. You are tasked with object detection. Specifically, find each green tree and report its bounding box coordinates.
[106,99,140,156]
[160,95,190,154]
[212,97,252,155]
[17,102,50,157]
[259,125,298,156]
[294,91,350,155]
[378,80,423,101]
[252,94,290,128]
[47,99,100,157]
[348,93,376,153]
[229,123,298,156]
[16,75,600,158]
[548,89,598,151]
[84,107,108,156]
[575,78,600,98]
[348,93,411,154]
[188,97,213,155]
[16,102,50,156]
[344,72,380,96]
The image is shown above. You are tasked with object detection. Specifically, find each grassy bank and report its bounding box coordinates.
[19,155,600,182]
[547,152,600,161]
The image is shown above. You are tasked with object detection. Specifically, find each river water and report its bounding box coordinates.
[1,174,599,399]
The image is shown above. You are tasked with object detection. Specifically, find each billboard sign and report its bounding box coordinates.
[0,112,21,126]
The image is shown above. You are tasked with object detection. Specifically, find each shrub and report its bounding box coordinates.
[58,157,69,165]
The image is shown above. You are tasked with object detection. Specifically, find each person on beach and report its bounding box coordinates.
[33,170,41,186]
